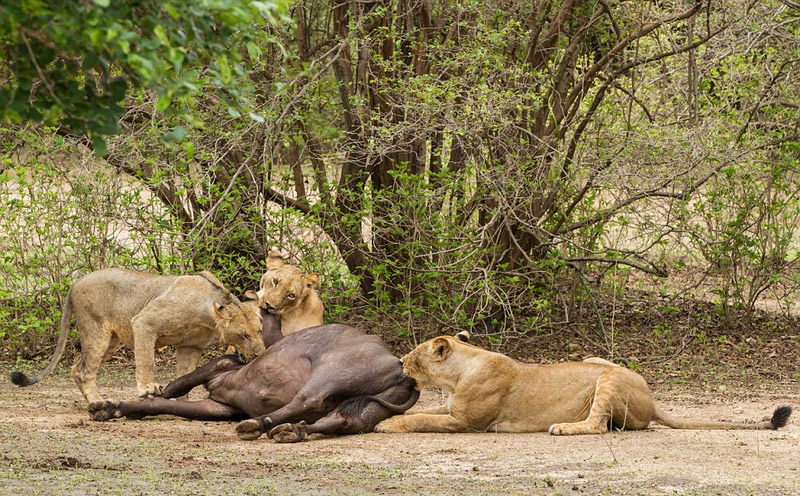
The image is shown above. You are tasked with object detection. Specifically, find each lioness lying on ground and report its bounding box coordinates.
[375,335,792,434]
[255,251,323,335]
[10,268,265,402]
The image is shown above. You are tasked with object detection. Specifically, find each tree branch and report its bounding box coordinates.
[563,256,668,277]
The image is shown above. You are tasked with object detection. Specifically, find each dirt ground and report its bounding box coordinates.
[0,362,798,496]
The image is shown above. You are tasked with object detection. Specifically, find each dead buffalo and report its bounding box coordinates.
[88,313,418,442]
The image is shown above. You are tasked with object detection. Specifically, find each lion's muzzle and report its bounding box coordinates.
[261,302,280,314]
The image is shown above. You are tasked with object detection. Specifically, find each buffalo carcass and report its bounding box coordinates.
[88,313,418,442]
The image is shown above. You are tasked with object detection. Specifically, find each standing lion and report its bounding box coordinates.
[10,268,265,402]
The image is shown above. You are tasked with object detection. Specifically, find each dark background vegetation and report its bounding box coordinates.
[1,0,799,363]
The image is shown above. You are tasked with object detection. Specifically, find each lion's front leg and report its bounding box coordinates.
[375,413,475,433]
[131,319,162,398]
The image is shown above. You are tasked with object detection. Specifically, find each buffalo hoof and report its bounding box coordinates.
[88,400,122,422]
[269,422,307,443]
[236,418,267,441]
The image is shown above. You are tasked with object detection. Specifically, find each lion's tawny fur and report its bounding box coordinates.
[375,336,791,434]
[10,268,265,402]
[255,252,323,335]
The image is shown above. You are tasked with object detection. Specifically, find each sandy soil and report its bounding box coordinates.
[0,364,798,496]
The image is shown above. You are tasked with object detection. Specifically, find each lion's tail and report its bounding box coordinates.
[653,405,792,430]
[10,289,74,388]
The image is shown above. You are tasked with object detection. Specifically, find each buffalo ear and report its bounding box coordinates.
[431,337,452,361]
[266,250,284,270]
[305,273,320,289]
[243,290,258,301]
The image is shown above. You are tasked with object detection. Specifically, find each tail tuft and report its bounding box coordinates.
[10,371,35,387]
[770,405,792,430]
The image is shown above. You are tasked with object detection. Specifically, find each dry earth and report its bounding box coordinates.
[0,362,797,496]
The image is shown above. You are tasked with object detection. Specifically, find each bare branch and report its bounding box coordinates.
[564,256,668,277]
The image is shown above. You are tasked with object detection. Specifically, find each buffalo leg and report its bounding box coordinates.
[159,355,245,399]
[269,399,394,443]
[235,373,344,440]
[89,397,246,422]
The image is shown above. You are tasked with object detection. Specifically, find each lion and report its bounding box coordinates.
[375,335,792,434]
[254,251,323,335]
[10,268,266,403]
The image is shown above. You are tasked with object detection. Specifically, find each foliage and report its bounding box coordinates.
[0,126,183,352]
[691,142,800,319]
[1,0,800,354]
[0,0,288,154]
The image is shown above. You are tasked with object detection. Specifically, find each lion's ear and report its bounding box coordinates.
[213,302,231,320]
[305,273,320,289]
[455,331,471,343]
[243,290,258,301]
[266,251,284,270]
[431,337,452,361]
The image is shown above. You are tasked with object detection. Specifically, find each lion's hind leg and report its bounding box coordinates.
[72,322,115,403]
[549,367,654,436]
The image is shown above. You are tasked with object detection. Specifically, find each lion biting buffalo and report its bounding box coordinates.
[254,251,324,335]
[375,334,792,435]
[89,312,419,443]
[11,260,792,444]
[10,268,265,402]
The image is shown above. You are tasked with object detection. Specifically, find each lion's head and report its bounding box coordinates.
[401,335,473,391]
[214,299,265,359]
[255,252,320,316]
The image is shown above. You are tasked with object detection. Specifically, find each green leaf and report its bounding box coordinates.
[161,126,186,143]
[82,52,99,71]
[183,141,195,160]
[153,24,169,46]
[246,42,260,62]
[91,135,108,156]
[216,55,232,83]
[155,94,172,112]
[248,112,265,123]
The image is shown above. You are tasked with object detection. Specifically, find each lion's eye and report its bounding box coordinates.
[272,278,278,286]
[287,293,296,299]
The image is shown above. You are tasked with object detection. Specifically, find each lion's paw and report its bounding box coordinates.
[236,418,268,441]
[138,383,164,398]
[548,423,566,435]
[269,422,307,443]
[374,416,405,433]
[88,400,122,422]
